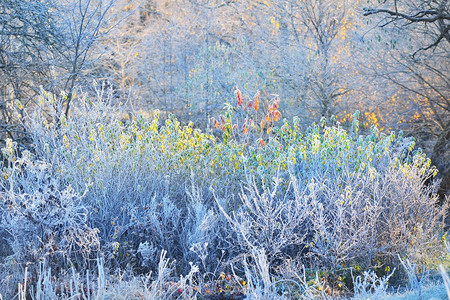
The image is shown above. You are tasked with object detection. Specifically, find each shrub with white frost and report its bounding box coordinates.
[0,91,447,298]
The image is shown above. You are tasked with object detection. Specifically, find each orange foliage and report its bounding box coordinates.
[235,88,243,107]
[254,91,260,111]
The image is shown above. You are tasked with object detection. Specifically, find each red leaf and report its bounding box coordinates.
[273,110,281,121]
[272,97,280,110]
[235,88,243,107]
[254,91,260,111]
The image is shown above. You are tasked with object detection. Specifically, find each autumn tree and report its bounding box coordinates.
[364,0,449,195]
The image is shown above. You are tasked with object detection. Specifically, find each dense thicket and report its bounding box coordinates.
[0,91,447,298]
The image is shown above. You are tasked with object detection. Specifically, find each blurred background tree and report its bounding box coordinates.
[363,0,449,195]
[0,0,127,148]
[0,0,59,148]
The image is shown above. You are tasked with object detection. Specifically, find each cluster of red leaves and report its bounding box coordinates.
[245,90,260,112]
[235,88,244,107]
[267,97,281,122]
[212,115,227,132]
[212,87,282,147]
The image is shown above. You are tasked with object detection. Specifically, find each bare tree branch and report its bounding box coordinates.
[363,8,450,23]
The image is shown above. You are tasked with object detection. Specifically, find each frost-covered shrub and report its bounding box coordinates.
[213,99,446,291]
[0,140,100,264]
[0,139,100,298]
[1,89,446,298]
[352,269,394,299]
[23,93,228,275]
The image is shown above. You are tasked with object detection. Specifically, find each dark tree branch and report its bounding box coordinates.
[363,8,450,23]
[412,25,450,56]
